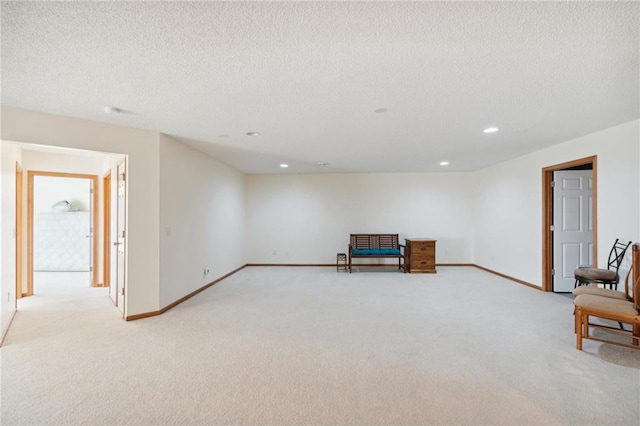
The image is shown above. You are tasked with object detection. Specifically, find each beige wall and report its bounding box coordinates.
[1,107,161,316]
[246,172,475,264]
[0,143,22,341]
[159,134,246,307]
[473,119,640,286]
[1,107,249,324]
[1,106,638,338]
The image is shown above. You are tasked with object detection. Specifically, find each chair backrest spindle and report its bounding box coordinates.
[633,244,640,311]
[609,239,632,273]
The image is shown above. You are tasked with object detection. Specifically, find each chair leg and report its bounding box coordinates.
[583,312,590,344]
[576,307,583,350]
[633,324,640,347]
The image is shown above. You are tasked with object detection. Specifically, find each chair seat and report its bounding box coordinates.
[574,294,639,316]
[572,286,627,300]
[574,267,617,282]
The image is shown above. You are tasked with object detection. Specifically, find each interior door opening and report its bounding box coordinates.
[542,156,597,292]
[26,172,99,296]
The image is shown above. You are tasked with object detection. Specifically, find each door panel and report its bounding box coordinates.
[561,196,581,231]
[561,243,580,278]
[115,160,126,315]
[553,170,593,292]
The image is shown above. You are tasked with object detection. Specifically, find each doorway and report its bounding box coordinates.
[542,156,597,292]
[26,171,99,296]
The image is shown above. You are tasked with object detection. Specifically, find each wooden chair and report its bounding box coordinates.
[574,243,640,351]
[574,239,631,290]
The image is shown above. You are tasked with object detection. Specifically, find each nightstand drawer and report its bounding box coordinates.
[411,258,434,268]
[412,253,434,263]
[411,252,433,262]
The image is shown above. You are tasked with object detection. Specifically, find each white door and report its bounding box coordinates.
[88,179,95,286]
[112,161,126,315]
[553,170,593,292]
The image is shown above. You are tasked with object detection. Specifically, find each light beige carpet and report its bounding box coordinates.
[1,266,639,425]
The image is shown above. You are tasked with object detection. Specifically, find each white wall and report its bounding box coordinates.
[33,176,91,213]
[0,142,21,342]
[1,107,160,316]
[2,106,638,328]
[159,135,246,307]
[22,149,105,175]
[246,173,474,264]
[474,120,640,286]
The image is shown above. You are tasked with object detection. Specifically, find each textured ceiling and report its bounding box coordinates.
[2,1,638,174]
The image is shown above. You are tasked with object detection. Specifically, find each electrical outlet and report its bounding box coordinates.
[272,250,277,256]
[204,268,210,276]
[7,292,10,302]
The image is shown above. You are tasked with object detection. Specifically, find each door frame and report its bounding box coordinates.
[541,156,597,292]
[16,162,23,300]
[27,170,100,296]
[103,171,111,288]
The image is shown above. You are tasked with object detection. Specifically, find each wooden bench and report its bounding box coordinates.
[348,234,404,273]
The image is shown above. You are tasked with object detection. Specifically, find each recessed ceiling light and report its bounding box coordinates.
[246,131,260,137]
[439,161,450,166]
[317,162,329,166]
[103,105,120,114]
[280,164,289,168]
[374,108,388,113]
[483,127,499,133]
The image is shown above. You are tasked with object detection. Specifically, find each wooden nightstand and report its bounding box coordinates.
[404,239,437,273]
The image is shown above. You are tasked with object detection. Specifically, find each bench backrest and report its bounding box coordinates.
[350,234,399,249]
